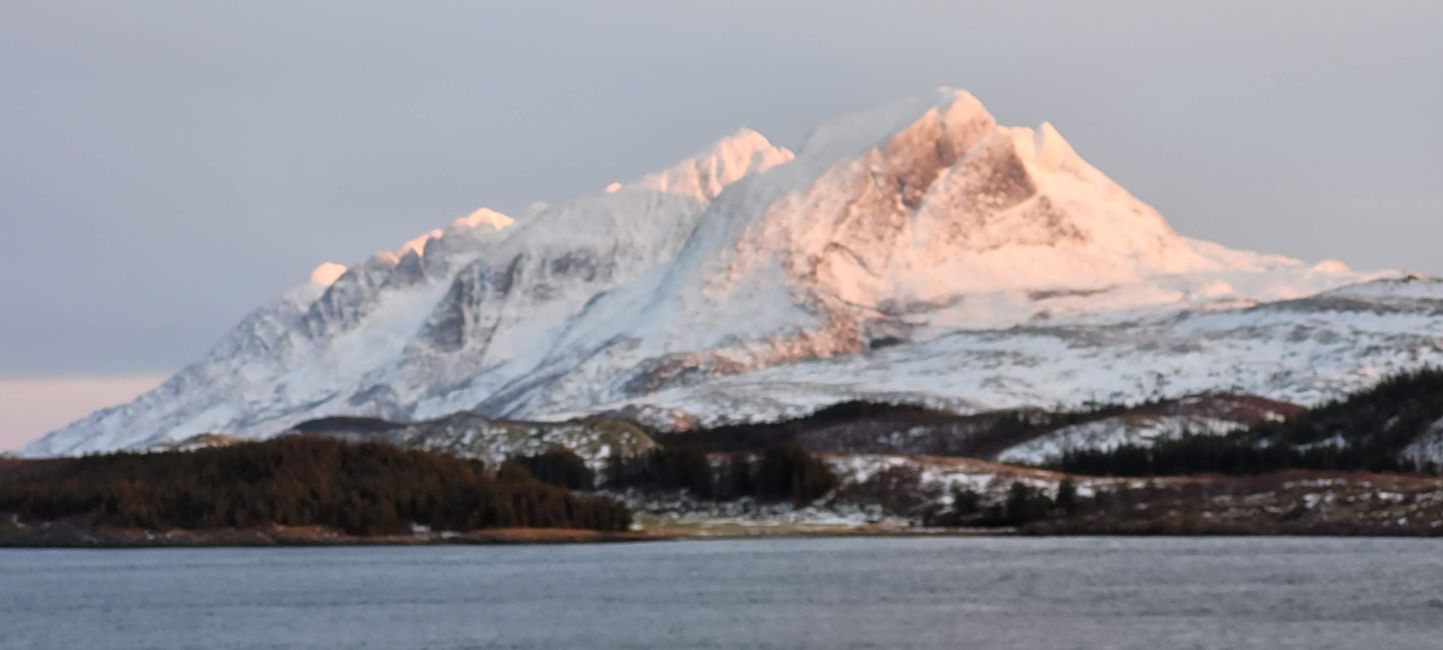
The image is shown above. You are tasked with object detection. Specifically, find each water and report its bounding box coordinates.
[4,537,1442,649]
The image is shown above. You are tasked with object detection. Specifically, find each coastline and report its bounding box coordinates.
[0,522,669,548]
[6,520,1443,549]
[0,519,997,549]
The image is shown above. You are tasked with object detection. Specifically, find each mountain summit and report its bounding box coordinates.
[27,88,1440,456]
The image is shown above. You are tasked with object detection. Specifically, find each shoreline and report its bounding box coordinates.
[0,523,667,548]
[5,521,1442,549]
[0,521,995,549]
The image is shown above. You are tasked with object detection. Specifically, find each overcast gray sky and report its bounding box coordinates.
[2,1,1441,447]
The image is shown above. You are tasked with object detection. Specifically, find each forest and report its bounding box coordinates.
[1053,368,1443,477]
[658,399,1129,456]
[922,480,1079,528]
[0,436,632,535]
[604,443,837,505]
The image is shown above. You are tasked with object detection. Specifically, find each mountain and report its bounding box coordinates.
[26,88,1439,457]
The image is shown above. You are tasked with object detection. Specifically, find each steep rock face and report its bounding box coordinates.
[372,130,796,419]
[475,89,1378,416]
[25,88,1415,456]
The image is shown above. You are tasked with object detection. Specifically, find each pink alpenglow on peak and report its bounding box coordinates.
[627,127,794,200]
[25,87,1425,459]
[451,208,515,232]
[366,210,516,266]
[308,262,348,287]
[397,229,446,258]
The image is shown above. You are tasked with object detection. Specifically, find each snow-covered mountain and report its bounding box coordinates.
[26,87,1437,457]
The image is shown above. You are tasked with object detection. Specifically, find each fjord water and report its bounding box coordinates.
[5,538,1442,649]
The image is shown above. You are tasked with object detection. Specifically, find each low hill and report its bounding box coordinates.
[0,436,631,537]
[287,412,657,466]
[1054,368,1443,476]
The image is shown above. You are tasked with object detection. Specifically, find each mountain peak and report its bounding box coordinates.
[451,207,515,232]
[1013,121,1079,173]
[397,229,445,258]
[308,262,348,287]
[795,87,992,166]
[628,127,794,199]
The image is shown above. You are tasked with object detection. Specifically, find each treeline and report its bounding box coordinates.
[658,400,950,451]
[923,480,1079,528]
[1055,432,1427,477]
[956,405,1129,458]
[0,436,631,535]
[1054,368,1443,477]
[659,398,1132,459]
[488,444,837,505]
[505,449,595,490]
[606,444,837,504]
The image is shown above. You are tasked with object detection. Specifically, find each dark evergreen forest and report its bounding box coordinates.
[0,436,632,534]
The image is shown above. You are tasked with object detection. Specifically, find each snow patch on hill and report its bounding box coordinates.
[997,416,1245,465]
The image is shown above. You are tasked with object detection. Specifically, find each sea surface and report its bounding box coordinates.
[4,537,1442,649]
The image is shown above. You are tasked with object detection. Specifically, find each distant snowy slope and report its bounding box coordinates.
[25,88,1421,457]
[558,277,1443,430]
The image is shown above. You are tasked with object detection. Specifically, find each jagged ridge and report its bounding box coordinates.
[26,88,1422,457]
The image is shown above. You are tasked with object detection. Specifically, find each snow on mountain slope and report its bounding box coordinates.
[26,129,792,456]
[995,394,1302,465]
[24,88,1420,456]
[558,276,1443,430]
[410,88,1391,419]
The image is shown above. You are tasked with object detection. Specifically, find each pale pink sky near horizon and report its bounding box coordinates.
[0,375,167,452]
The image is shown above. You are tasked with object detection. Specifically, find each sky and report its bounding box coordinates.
[2,0,1441,450]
